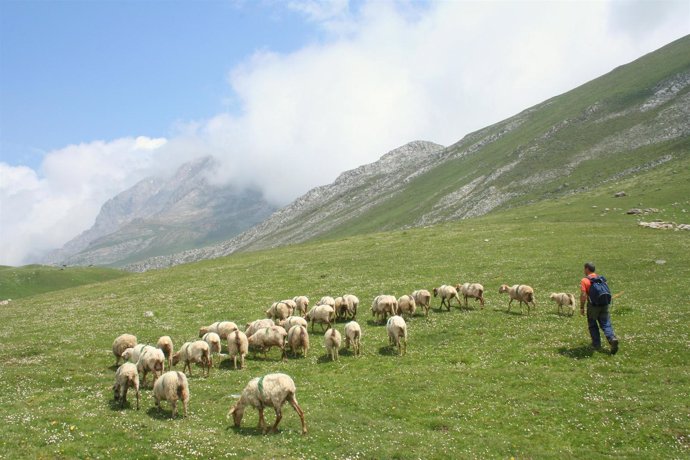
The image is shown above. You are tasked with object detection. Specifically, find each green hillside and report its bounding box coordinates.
[1,156,688,458]
[0,264,130,300]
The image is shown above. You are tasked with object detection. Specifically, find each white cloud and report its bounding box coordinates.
[1,0,688,266]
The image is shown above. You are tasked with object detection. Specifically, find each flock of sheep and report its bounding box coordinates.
[110,283,578,433]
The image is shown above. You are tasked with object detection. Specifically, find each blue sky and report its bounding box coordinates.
[0,0,688,265]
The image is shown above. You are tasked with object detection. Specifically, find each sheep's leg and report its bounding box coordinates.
[233,355,238,370]
[258,407,267,433]
[141,371,148,389]
[171,400,177,418]
[271,407,283,433]
[135,387,140,410]
[288,394,307,435]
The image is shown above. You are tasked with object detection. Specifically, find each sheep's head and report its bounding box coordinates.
[198,327,208,338]
[121,348,134,361]
[498,285,509,294]
[172,352,181,366]
[549,293,558,301]
[433,288,438,297]
[227,402,244,427]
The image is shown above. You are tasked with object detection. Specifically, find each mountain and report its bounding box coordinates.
[44,156,277,267]
[125,35,690,271]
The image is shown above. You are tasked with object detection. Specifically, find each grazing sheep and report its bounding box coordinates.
[344,321,362,357]
[121,344,148,364]
[281,299,297,316]
[412,290,432,317]
[334,297,348,321]
[173,341,211,377]
[153,371,189,418]
[317,296,336,308]
[457,282,485,309]
[227,329,249,370]
[306,304,335,332]
[386,315,407,356]
[112,334,137,366]
[433,285,460,311]
[227,373,307,435]
[499,284,537,314]
[245,318,275,337]
[199,321,238,340]
[292,296,310,317]
[324,328,342,361]
[550,292,577,316]
[342,294,359,320]
[247,326,288,361]
[156,336,174,370]
[136,346,165,388]
[371,295,398,323]
[286,325,310,358]
[113,362,140,410]
[397,295,417,317]
[279,315,309,330]
[202,332,222,366]
[266,302,291,321]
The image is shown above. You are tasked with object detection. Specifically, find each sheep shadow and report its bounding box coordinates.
[219,359,245,371]
[366,319,387,327]
[339,348,356,357]
[226,425,292,437]
[146,406,180,420]
[378,345,399,356]
[316,354,338,364]
[107,398,137,412]
[107,364,119,372]
[499,308,526,316]
[558,345,598,359]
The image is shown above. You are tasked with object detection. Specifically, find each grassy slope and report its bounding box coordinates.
[0,157,688,458]
[0,265,130,300]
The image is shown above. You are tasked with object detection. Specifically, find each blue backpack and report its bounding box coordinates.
[588,275,612,307]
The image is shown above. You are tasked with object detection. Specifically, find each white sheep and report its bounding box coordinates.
[266,301,291,321]
[227,373,307,435]
[344,321,362,357]
[173,341,211,377]
[334,297,348,321]
[397,295,417,317]
[202,332,222,366]
[342,294,359,320]
[412,290,432,317]
[281,299,297,316]
[153,371,189,418]
[371,295,398,323]
[136,346,165,388]
[457,282,485,309]
[317,296,336,308]
[279,315,309,330]
[306,304,335,332]
[386,315,407,356]
[112,334,137,366]
[550,292,576,316]
[292,296,310,317]
[324,328,342,361]
[113,362,140,410]
[499,284,536,314]
[227,329,249,370]
[199,321,238,340]
[247,326,288,361]
[286,325,310,358]
[245,318,275,337]
[433,285,460,311]
[121,344,147,364]
[156,336,174,370]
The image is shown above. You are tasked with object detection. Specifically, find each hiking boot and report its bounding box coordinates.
[608,337,619,355]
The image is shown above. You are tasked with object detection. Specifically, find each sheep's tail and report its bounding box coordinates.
[234,331,241,352]
[568,294,576,306]
[176,371,187,399]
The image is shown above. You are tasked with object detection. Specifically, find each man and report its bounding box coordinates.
[580,262,619,354]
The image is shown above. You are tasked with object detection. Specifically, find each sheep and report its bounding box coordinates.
[433,285,460,311]
[386,315,407,356]
[279,315,309,330]
[412,290,432,317]
[247,326,288,361]
[227,373,307,435]
[499,284,537,314]
[457,282,485,309]
[306,304,335,332]
[342,294,359,320]
[316,296,336,308]
[397,295,417,317]
[371,295,398,323]
[202,332,222,367]
[112,334,137,366]
[550,292,576,316]
[324,328,342,361]
[136,346,165,388]
[266,301,291,321]
[286,325,310,358]
[344,321,362,357]
[227,329,249,370]
[173,341,211,377]
[292,296,310,317]
[153,371,189,418]
[113,362,140,410]
[156,336,174,370]
[245,318,275,337]
[121,344,148,364]
[334,297,348,321]
[199,321,238,340]
[281,299,297,316]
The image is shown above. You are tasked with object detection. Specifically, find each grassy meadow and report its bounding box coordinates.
[0,160,689,459]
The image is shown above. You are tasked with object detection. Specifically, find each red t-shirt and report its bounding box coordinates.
[581,273,597,294]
